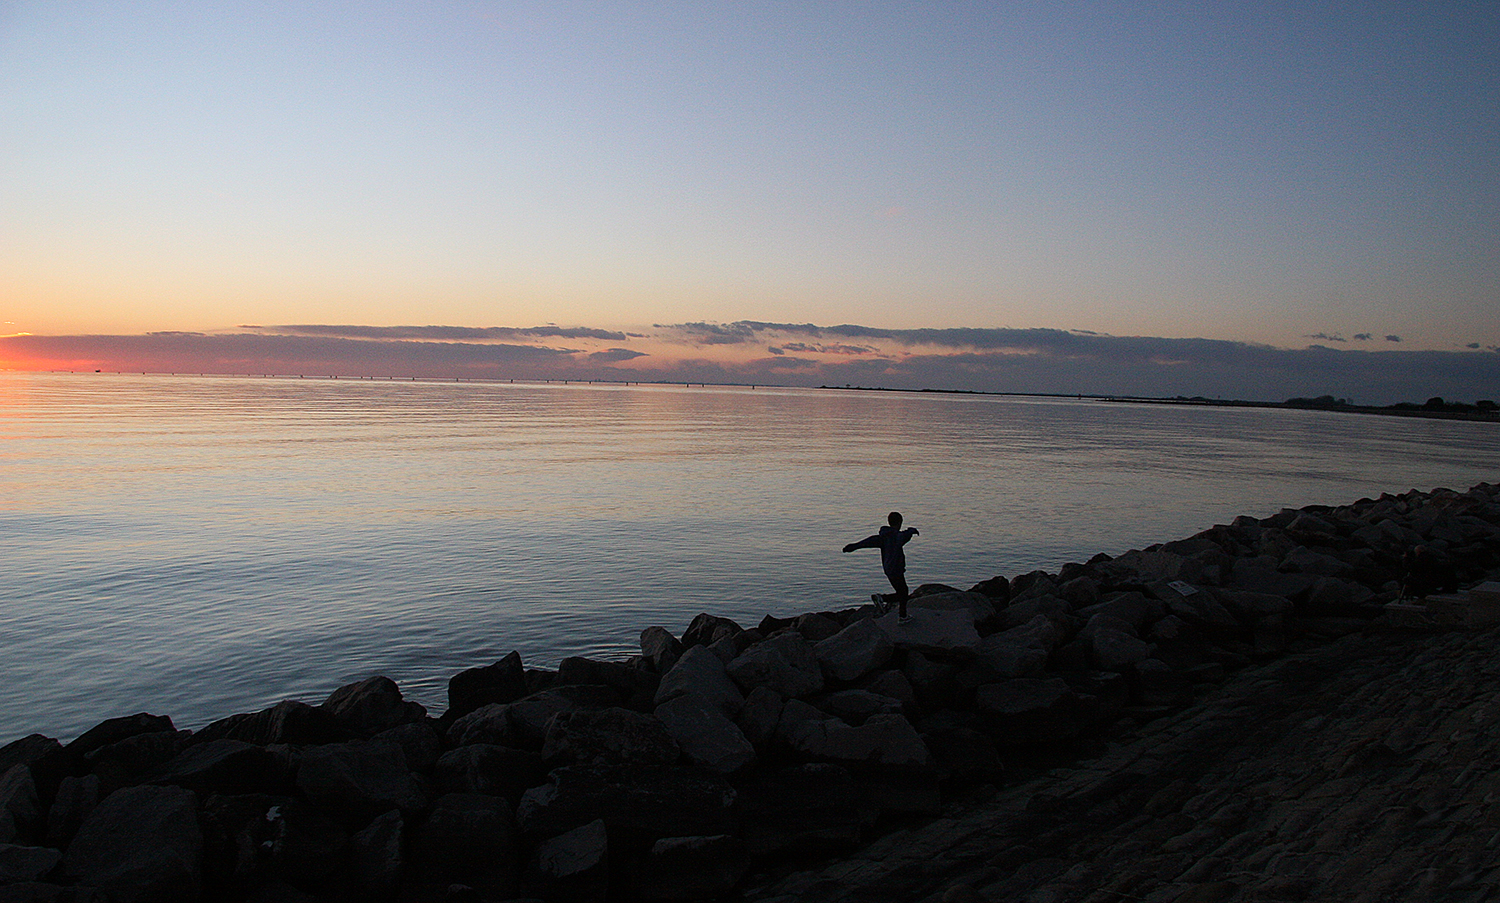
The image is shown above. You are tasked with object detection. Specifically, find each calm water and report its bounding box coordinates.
[2,372,1496,743]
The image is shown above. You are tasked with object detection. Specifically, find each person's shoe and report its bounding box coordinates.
[898,613,911,622]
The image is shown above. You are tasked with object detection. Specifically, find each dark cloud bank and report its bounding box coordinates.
[6,322,1498,406]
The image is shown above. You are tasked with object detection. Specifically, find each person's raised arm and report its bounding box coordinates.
[843,534,881,553]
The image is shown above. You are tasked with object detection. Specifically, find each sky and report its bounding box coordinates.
[2,1,1497,403]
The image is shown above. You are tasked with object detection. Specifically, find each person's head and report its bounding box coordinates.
[888,511,902,527]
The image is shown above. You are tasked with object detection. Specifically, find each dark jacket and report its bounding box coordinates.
[846,525,917,576]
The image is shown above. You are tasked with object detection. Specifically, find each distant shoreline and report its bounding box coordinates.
[819,384,1500,423]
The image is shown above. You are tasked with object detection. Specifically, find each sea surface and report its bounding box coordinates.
[3,372,1497,743]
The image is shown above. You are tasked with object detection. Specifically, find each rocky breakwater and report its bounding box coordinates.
[2,483,1499,903]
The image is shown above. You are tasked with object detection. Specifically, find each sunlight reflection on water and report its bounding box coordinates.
[2,372,1497,741]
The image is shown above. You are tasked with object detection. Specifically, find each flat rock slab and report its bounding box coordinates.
[742,623,1500,903]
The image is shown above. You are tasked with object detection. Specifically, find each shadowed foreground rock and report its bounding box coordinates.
[1,482,1497,901]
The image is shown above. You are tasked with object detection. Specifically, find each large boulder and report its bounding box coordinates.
[294,738,428,819]
[813,618,894,683]
[408,793,519,902]
[198,793,346,894]
[516,766,737,844]
[737,764,862,857]
[348,809,404,902]
[654,696,756,774]
[653,646,745,718]
[556,657,659,710]
[726,633,824,698]
[541,708,680,768]
[321,677,426,737]
[447,651,529,720]
[62,784,203,903]
[148,739,283,795]
[66,714,176,759]
[735,686,785,750]
[680,614,744,649]
[638,834,749,902]
[876,609,981,657]
[44,774,100,850]
[506,686,624,750]
[975,678,1100,745]
[0,843,62,885]
[907,591,1000,633]
[640,626,684,674]
[194,700,349,747]
[432,745,547,801]
[776,701,930,767]
[528,818,608,903]
[809,690,904,726]
[0,766,40,845]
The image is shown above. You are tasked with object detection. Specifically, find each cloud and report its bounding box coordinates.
[254,324,629,341]
[1386,335,1403,343]
[5,321,1499,406]
[1354,333,1373,341]
[588,348,648,363]
[1306,333,1346,342]
[657,322,759,345]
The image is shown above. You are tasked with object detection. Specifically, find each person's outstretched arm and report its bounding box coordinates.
[843,534,881,553]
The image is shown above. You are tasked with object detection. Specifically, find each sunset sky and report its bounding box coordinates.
[2,2,1497,402]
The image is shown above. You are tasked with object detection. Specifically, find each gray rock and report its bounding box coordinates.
[322,676,427,737]
[907,591,1000,632]
[778,704,931,767]
[1211,588,1295,623]
[999,594,1077,631]
[1305,576,1376,614]
[44,774,99,849]
[349,809,404,902]
[528,818,608,903]
[65,713,176,759]
[0,844,61,885]
[446,702,520,748]
[149,738,281,795]
[556,657,657,708]
[541,707,680,768]
[1281,546,1354,576]
[814,617,895,683]
[506,686,624,749]
[727,632,825,698]
[373,720,443,773]
[1226,563,1316,599]
[447,651,528,720]
[859,669,918,714]
[976,678,1098,744]
[1091,628,1154,673]
[680,613,744,649]
[1078,591,1166,632]
[62,784,202,903]
[738,763,862,857]
[516,766,737,843]
[433,744,547,800]
[408,793,519,901]
[791,612,845,642]
[1059,576,1100,609]
[654,646,745,717]
[194,700,349,746]
[654,695,756,774]
[975,636,1049,680]
[640,626,683,674]
[735,686,785,749]
[876,608,981,657]
[294,738,428,818]
[0,766,39,845]
[638,835,748,902]
[810,690,904,726]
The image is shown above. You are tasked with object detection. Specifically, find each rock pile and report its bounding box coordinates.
[2,483,1498,902]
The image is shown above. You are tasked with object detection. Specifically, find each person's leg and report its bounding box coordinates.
[888,571,909,618]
